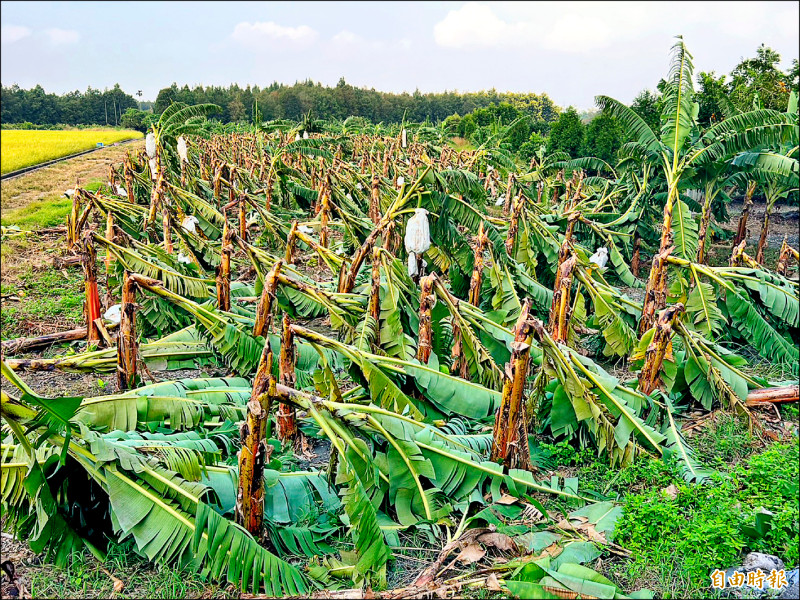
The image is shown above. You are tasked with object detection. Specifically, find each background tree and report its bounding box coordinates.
[547,107,585,157]
[583,112,623,163]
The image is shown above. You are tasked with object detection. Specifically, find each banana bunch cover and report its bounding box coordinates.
[177,136,188,162]
[405,208,431,276]
[145,132,156,159]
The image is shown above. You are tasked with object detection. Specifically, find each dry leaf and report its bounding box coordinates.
[543,542,563,558]
[477,532,517,552]
[486,573,502,592]
[662,484,678,500]
[456,542,486,564]
[496,493,519,505]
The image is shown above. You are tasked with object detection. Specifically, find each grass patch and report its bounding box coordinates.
[1,178,105,230]
[536,416,799,598]
[1,129,143,174]
[25,540,235,600]
[1,263,87,340]
[1,197,73,229]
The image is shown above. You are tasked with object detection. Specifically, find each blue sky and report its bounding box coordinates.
[1,1,798,109]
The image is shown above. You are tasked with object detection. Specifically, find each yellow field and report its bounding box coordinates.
[0,129,143,175]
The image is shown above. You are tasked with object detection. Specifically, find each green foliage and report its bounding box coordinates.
[547,107,586,158]
[615,438,799,596]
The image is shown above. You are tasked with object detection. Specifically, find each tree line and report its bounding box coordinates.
[1,83,139,126]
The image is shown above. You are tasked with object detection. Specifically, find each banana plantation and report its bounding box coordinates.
[2,40,799,599]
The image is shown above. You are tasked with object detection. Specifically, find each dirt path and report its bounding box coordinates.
[1,140,144,211]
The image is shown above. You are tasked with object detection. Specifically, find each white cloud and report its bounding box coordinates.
[44,28,80,45]
[332,30,360,44]
[434,2,528,49]
[231,21,318,48]
[433,2,798,55]
[1,25,32,45]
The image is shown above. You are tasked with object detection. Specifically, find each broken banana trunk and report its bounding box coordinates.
[631,232,642,277]
[491,298,535,470]
[284,221,299,264]
[506,196,524,258]
[746,385,799,406]
[755,200,775,265]
[82,231,102,345]
[733,181,756,247]
[776,236,799,276]
[117,271,138,391]
[253,260,284,339]
[547,254,577,343]
[237,343,274,537]
[216,223,234,312]
[416,274,436,364]
[369,175,381,224]
[369,248,382,322]
[638,242,674,335]
[469,223,488,306]
[637,303,685,396]
[277,314,298,444]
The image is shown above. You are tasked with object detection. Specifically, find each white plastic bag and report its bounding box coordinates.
[408,252,418,277]
[181,215,199,234]
[115,185,127,197]
[103,304,122,325]
[149,158,158,180]
[404,208,431,254]
[145,132,156,158]
[589,247,609,269]
[177,252,192,264]
[177,136,188,162]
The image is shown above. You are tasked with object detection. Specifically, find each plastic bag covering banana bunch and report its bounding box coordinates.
[149,158,158,181]
[145,132,156,159]
[405,208,431,276]
[589,247,609,269]
[401,128,407,148]
[181,215,200,234]
[177,136,188,162]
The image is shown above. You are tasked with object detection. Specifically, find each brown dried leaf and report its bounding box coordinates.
[486,573,502,592]
[662,484,678,500]
[496,493,519,505]
[456,542,486,564]
[477,532,517,552]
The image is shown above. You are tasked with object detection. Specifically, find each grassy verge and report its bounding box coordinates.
[1,178,105,230]
[538,410,799,598]
[0,257,87,340]
[1,129,142,174]
[23,540,235,600]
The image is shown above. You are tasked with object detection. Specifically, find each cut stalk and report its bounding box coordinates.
[216,223,234,312]
[547,253,577,343]
[253,260,283,338]
[82,232,101,344]
[637,304,685,396]
[277,314,297,443]
[469,223,488,306]
[416,274,436,364]
[733,181,756,247]
[117,271,138,390]
[490,298,534,470]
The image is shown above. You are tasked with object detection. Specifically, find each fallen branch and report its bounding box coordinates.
[746,385,799,406]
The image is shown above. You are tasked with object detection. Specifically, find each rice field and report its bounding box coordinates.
[0,128,143,175]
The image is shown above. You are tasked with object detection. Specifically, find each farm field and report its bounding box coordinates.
[1,41,798,600]
[0,128,143,175]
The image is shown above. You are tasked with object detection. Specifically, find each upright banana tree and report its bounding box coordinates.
[597,36,799,334]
